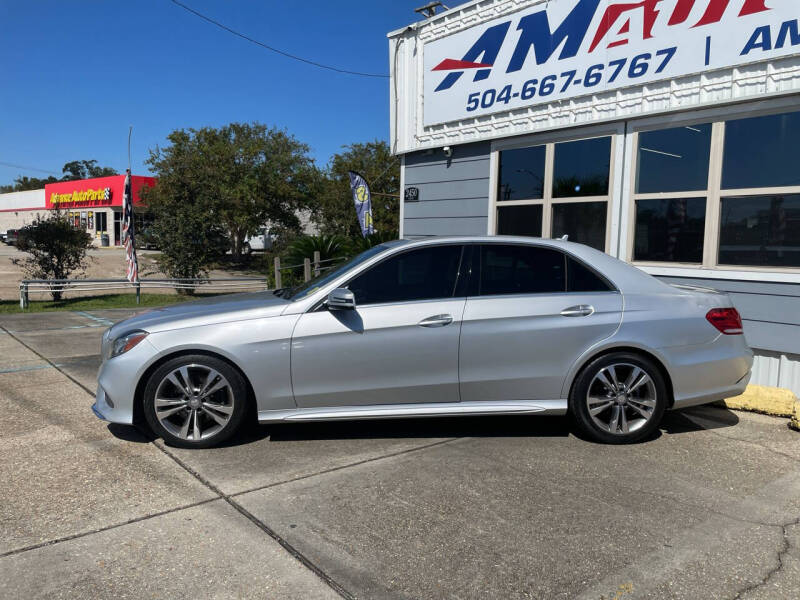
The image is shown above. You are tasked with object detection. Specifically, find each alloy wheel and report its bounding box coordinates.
[585,362,657,435]
[153,364,235,441]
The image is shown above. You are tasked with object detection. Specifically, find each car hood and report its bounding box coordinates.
[106,291,290,337]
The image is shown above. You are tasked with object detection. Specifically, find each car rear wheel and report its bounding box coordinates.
[143,355,248,448]
[569,352,667,444]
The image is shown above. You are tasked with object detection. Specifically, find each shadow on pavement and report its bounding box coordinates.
[660,405,740,435]
[107,423,156,444]
[105,406,741,448]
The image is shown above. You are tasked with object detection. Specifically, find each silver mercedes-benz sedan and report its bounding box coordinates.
[93,237,753,447]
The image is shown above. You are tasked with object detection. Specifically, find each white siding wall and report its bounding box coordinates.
[0,189,45,211]
[752,352,800,398]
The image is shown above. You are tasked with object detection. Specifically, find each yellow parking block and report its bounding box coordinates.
[720,384,799,432]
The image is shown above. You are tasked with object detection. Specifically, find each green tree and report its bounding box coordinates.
[313,141,399,239]
[61,159,117,180]
[1,159,117,192]
[145,123,317,260]
[6,175,59,191]
[141,186,230,286]
[13,211,93,300]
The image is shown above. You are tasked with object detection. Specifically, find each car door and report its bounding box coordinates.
[290,244,468,408]
[459,243,622,402]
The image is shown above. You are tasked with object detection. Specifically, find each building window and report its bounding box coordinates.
[498,145,545,201]
[630,109,800,270]
[634,198,706,263]
[497,204,542,237]
[496,135,613,251]
[722,112,800,190]
[636,124,712,194]
[551,201,607,252]
[553,136,611,198]
[719,195,800,267]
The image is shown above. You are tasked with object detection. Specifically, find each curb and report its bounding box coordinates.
[718,384,800,431]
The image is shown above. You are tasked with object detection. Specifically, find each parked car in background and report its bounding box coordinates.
[0,230,6,243]
[135,227,159,250]
[92,237,753,449]
[243,227,273,253]
[4,229,19,245]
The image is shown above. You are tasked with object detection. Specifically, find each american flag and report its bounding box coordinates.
[121,170,139,282]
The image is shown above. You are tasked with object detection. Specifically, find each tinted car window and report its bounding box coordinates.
[479,245,565,295]
[567,256,613,292]
[348,245,463,305]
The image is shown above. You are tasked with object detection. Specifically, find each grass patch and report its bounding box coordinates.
[0,293,223,314]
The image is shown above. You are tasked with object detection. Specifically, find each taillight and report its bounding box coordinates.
[706,308,743,335]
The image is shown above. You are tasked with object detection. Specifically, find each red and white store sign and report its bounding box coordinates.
[45,175,155,209]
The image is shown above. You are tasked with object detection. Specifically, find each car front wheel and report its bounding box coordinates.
[569,352,667,444]
[143,355,248,448]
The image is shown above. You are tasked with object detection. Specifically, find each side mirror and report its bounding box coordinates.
[327,288,356,310]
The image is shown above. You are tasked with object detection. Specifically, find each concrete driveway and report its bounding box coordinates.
[1,309,798,599]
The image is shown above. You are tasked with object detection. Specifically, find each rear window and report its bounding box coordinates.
[477,244,613,295]
[567,256,613,292]
[479,245,565,295]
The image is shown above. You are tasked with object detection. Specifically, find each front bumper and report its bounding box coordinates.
[91,337,160,425]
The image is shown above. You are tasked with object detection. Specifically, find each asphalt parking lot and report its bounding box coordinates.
[1,308,799,599]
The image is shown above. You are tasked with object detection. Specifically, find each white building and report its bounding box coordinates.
[389,0,800,396]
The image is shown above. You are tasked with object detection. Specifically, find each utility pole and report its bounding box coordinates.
[414,2,449,18]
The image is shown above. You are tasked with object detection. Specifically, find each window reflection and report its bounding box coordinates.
[498,145,546,201]
[719,195,800,267]
[497,204,542,237]
[636,124,711,193]
[553,137,611,198]
[552,201,607,251]
[634,198,706,263]
[722,111,800,189]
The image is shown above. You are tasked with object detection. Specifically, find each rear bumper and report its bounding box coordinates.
[665,334,754,411]
[670,369,751,410]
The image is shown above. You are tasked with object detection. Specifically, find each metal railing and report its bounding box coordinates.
[17,253,350,309]
[272,252,347,289]
[19,277,269,309]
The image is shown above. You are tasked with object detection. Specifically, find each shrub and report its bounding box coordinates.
[14,212,93,300]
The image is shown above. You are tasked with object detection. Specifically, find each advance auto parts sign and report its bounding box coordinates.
[50,187,112,206]
[423,0,800,126]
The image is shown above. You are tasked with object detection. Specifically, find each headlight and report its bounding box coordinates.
[109,331,148,359]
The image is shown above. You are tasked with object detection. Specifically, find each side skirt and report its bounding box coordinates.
[258,400,568,423]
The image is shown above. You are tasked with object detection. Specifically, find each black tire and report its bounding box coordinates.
[569,352,668,444]
[143,354,248,448]
[243,243,252,255]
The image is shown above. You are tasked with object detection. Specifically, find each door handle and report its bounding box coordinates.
[560,305,594,317]
[418,314,454,328]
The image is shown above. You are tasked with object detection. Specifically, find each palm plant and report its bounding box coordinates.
[285,234,351,268]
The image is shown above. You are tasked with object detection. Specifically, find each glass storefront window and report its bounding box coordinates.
[553,136,611,198]
[722,111,800,190]
[551,201,607,251]
[497,204,542,237]
[718,195,800,267]
[636,124,712,193]
[498,145,546,201]
[634,198,706,263]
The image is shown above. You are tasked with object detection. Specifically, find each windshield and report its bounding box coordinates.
[285,244,390,301]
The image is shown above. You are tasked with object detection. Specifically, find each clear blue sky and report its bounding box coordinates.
[0,1,452,186]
